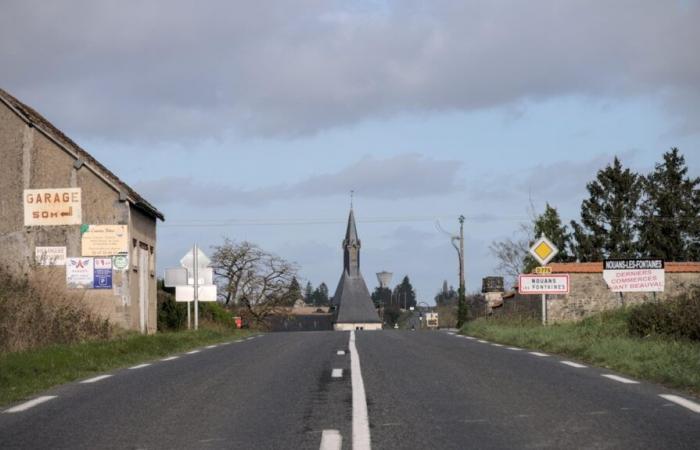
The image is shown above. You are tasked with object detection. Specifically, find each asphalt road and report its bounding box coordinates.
[1,330,699,449]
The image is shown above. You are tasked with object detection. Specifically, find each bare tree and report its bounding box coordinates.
[489,197,537,288]
[211,239,298,326]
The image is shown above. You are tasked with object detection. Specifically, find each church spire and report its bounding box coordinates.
[343,207,361,276]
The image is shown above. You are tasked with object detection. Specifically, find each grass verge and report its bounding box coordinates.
[0,327,254,406]
[461,310,700,397]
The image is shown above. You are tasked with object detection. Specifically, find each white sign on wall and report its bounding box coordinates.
[603,259,665,292]
[35,246,67,266]
[519,274,570,295]
[81,225,128,256]
[24,188,81,226]
[66,257,94,289]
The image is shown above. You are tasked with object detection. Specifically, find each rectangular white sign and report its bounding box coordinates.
[24,188,81,226]
[35,246,67,266]
[519,274,570,294]
[81,224,128,256]
[175,285,218,302]
[603,269,665,292]
[66,257,94,289]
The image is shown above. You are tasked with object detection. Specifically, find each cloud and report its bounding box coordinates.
[135,153,463,206]
[1,1,699,141]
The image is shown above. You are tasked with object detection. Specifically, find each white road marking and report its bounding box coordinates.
[320,429,343,450]
[5,396,57,413]
[161,356,179,361]
[337,350,346,355]
[477,340,488,343]
[205,345,218,349]
[561,361,586,368]
[331,368,343,378]
[129,363,151,370]
[186,350,201,354]
[529,352,549,357]
[659,395,700,413]
[465,337,476,340]
[602,374,639,384]
[349,331,371,450]
[491,343,504,347]
[506,347,522,351]
[80,375,112,384]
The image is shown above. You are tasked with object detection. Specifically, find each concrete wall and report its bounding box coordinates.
[0,100,159,333]
[547,272,700,322]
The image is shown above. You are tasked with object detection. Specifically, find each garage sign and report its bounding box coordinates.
[24,188,81,226]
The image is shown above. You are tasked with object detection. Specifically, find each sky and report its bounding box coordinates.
[2,1,699,302]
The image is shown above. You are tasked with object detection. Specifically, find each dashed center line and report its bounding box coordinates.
[561,361,587,368]
[320,429,343,450]
[529,352,549,357]
[4,396,56,413]
[337,350,346,355]
[602,374,639,384]
[659,395,700,413]
[331,368,343,378]
[80,375,112,384]
[129,363,151,370]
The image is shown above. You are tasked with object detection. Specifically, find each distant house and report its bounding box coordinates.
[0,88,164,333]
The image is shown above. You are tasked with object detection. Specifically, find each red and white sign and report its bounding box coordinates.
[519,274,570,294]
[603,269,664,292]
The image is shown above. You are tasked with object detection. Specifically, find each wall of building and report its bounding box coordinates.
[546,272,700,322]
[0,100,159,333]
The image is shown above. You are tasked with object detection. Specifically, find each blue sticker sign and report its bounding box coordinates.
[93,257,113,289]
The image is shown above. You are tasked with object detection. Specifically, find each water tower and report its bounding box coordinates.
[376,271,393,288]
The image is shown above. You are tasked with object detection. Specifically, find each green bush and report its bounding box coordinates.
[627,289,700,341]
[200,302,236,328]
[156,284,187,331]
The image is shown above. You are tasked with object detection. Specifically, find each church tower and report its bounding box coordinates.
[331,207,382,331]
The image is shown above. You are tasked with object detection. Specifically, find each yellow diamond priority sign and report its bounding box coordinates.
[529,235,559,266]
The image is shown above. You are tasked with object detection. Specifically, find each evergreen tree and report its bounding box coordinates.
[570,157,641,261]
[523,203,572,272]
[637,148,700,260]
[311,282,330,306]
[371,286,392,308]
[286,277,302,306]
[304,281,314,304]
[393,276,416,309]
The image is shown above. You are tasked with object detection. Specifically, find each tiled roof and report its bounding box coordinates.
[0,88,164,221]
[549,262,700,273]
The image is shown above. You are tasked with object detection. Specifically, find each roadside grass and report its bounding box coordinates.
[0,326,254,406]
[461,310,700,397]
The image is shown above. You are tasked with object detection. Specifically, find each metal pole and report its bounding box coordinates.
[194,243,199,331]
[541,293,547,325]
[187,300,191,330]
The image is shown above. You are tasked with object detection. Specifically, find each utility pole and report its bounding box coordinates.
[456,215,467,328]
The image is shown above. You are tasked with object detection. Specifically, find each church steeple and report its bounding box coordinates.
[343,208,361,276]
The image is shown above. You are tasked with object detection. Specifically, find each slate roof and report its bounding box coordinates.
[0,88,164,221]
[333,270,381,324]
[332,209,381,324]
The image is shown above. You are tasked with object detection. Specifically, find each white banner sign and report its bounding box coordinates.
[519,274,570,294]
[175,285,218,302]
[603,259,665,292]
[24,188,81,226]
[66,257,94,289]
[35,246,67,266]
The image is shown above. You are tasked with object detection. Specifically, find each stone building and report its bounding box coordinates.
[0,88,164,334]
[331,208,382,331]
[546,262,700,322]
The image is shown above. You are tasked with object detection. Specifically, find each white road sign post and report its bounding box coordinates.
[526,235,561,325]
[172,245,217,331]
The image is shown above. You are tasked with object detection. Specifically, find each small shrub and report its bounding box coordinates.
[0,268,112,353]
[627,289,700,341]
[157,284,187,331]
